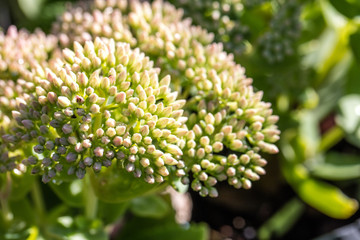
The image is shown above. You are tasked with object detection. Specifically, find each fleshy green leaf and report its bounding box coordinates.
[9,198,35,225]
[258,198,305,240]
[98,201,129,225]
[336,94,360,147]
[130,195,170,219]
[311,152,360,180]
[49,180,84,208]
[117,216,208,240]
[282,162,358,219]
[345,61,360,94]
[350,31,360,62]
[329,0,360,19]
[46,216,107,240]
[90,165,165,203]
[8,172,35,201]
[0,221,32,240]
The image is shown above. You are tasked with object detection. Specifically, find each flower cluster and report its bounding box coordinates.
[0,0,280,198]
[51,0,280,197]
[0,115,21,174]
[0,26,59,119]
[3,38,188,184]
[0,26,58,80]
[259,0,302,63]
[164,0,249,56]
[154,0,302,63]
[50,1,279,196]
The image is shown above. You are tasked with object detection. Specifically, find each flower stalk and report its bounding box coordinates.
[84,169,98,220]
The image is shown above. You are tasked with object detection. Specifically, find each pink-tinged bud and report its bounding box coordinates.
[96,128,104,137]
[192,164,201,173]
[78,72,88,86]
[159,75,171,86]
[94,147,104,157]
[199,136,210,147]
[88,93,98,103]
[58,96,71,108]
[230,140,243,150]
[212,142,223,152]
[158,166,169,176]
[258,141,279,154]
[221,125,232,135]
[115,126,126,135]
[36,86,46,96]
[82,139,92,148]
[109,86,117,96]
[192,124,202,136]
[106,128,116,137]
[113,136,123,146]
[47,92,57,104]
[198,171,208,181]
[115,92,126,103]
[101,77,110,89]
[63,48,75,63]
[90,104,100,113]
[243,179,252,189]
[123,138,132,148]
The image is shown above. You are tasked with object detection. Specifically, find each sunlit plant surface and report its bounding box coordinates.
[0,0,360,239]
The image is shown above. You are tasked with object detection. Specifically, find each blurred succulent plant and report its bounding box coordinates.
[0,26,58,80]
[259,0,302,63]
[50,0,279,196]
[152,0,302,64]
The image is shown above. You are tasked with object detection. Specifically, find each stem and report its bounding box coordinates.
[92,113,103,135]
[0,172,13,222]
[32,178,45,222]
[0,198,12,223]
[84,169,98,220]
[43,229,66,240]
[317,126,345,153]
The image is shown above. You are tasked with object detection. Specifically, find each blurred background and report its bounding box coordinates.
[2,0,360,239]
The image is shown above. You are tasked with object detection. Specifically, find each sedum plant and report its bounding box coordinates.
[52,0,280,197]
[8,38,188,185]
[0,0,279,238]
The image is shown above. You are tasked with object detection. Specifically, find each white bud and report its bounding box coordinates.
[82,139,92,148]
[226,167,236,177]
[116,125,126,135]
[106,128,116,137]
[140,158,150,167]
[132,133,142,143]
[58,96,71,108]
[90,104,100,113]
[158,166,169,176]
[166,144,183,156]
[47,92,57,104]
[113,136,123,146]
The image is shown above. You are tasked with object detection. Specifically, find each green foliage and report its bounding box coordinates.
[129,195,170,218]
[258,198,305,240]
[1,0,360,238]
[311,152,360,180]
[337,94,360,147]
[90,166,165,203]
[49,180,84,207]
[118,215,208,240]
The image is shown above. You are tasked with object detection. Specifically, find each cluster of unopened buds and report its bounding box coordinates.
[163,0,250,55]
[259,0,302,63]
[0,0,279,198]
